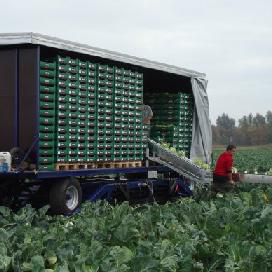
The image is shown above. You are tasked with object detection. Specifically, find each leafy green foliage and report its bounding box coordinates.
[267,168,272,176]
[160,142,210,170]
[1,184,272,271]
[160,142,186,158]
[192,159,210,170]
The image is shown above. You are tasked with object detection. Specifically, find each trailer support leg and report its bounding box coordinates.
[118,184,130,201]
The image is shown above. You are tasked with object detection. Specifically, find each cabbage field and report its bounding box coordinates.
[1,145,272,271]
[1,183,272,272]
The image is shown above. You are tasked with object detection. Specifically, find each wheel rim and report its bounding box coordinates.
[66,185,79,210]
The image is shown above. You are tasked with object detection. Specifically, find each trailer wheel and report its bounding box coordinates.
[49,178,82,215]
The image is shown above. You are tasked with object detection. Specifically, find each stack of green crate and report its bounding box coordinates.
[145,92,194,157]
[56,56,92,164]
[113,68,144,161]
[73,59,88,163]
[56,56,69,164]
[96,64,115,162]
[150,124,179,146]
[112,68,123,161]
[39,54,145,168]
[86,62,97,163]
[133,72,144,160]
[39,60,57,170]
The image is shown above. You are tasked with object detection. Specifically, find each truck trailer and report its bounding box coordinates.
[0,33,214,214]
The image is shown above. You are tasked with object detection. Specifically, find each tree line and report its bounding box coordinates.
[212,111,272,146]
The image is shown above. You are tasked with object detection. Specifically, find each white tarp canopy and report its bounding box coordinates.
[191,78,212,163]
[0,32,205,78]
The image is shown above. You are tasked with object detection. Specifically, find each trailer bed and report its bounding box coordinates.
[0,165,172,179]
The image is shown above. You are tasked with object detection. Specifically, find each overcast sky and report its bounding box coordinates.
[1,0,271,124]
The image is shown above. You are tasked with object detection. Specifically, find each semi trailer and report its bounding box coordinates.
[1,33,268,215]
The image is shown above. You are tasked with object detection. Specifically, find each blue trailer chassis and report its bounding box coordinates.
[0,165,192,213]
[0,166,171,179]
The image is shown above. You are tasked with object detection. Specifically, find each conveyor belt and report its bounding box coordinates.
[242,174,272,184]
[147,139,212,184]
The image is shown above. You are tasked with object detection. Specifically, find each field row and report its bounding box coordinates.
[1,184,271,271]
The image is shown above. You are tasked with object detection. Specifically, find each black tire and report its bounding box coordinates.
[49,178,82,215]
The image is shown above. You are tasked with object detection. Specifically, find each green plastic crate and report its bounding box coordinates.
[78,91,88,99]
[39,156,55,164]
[40,93,55,102]
[66,81,79,89]
[98,64,113,74]
[39,164,55,171]
[77,135,88,142]
[56,149,68,156]
[40,78,56,86]
[79,60,87,68]
[57,88,67,96]
[57,72,69,81]
[39,140,54,148]
[78,99,88,107]
[39,125,54,133]
[57,56,69,65]
[58,65,69,73]
[40,86,55,94]
[57,157,68,163]
[87,62,96,71]
[56,118,67,127]
[40,61,56,70]
[67,74,79,82]
[40,109,55,117]
[39,148,55,156]
[68,104,78,112]
[68,66,79,75]
[68,97,78,104]
[88,93,96,100]
[39,132,54,140]
[40,70,55,78]
[77,68,87,77]
[86,154,97,162]
[68,58,79,67]
[78,76,88,84]
[40,117,55,125]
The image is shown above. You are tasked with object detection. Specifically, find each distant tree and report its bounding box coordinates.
[266,111,272,143]
[216,113,235,130]
[213,111,272,146]
[215,113,235,144]
[236,125,251,145]
[250,125,269,145]
[237,113,268,145]
[248,113,253,127]
[212,125,222,145]
[252,113,266,127]
[238,115,249,128]
[266,111,272,125]
[233,127,245,145]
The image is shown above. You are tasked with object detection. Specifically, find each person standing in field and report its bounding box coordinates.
[213,144,237,192]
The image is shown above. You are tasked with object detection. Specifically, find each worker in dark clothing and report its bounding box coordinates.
[142,104,153,125]
[212,144,237,193]
[142,104,153,142]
